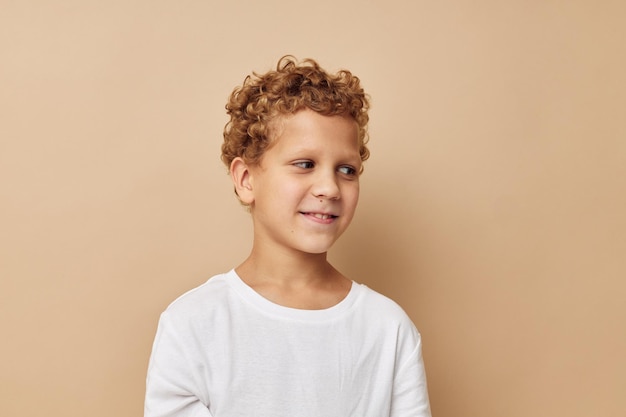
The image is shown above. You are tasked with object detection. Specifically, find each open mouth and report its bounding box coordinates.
[301,212,338,220]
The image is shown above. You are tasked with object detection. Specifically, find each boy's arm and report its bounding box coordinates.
[390,334,432,417]
[144,312,213,417]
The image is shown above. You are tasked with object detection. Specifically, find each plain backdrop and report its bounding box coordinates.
[1,1,625,416]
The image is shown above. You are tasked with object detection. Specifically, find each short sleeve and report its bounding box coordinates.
[144,312,213,417]
[389,332,432,417]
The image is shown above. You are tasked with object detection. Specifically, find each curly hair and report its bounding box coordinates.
[221,56,370,170]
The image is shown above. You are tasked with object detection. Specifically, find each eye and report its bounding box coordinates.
[293,160,315,169]
[338,165,357,176]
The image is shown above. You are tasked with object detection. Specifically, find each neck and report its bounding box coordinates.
[236,244,338,289]
[234,245,352,310]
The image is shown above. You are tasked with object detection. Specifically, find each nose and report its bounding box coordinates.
[311,170,340,200]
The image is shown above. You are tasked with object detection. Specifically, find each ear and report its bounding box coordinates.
[230,157,255,205]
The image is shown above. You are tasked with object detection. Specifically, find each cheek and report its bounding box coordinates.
[257,174,302,200]
[255,179,307,213]
[281,177,310,198]
[343,184,360,210]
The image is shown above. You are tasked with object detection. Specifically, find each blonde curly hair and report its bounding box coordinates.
[221,56,370,170]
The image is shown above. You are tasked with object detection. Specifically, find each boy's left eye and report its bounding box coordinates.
[338,166,357,176]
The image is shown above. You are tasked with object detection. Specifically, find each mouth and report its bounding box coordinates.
[300,212,338,220]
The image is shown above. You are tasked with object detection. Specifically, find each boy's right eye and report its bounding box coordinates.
[293,161,314,169]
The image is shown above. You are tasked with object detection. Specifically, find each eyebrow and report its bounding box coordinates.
[284,146,360,161]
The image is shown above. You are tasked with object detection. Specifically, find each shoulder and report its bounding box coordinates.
[357,284,414,322]
[350,284,424,365]
[353,284,421,338]
[160,271,234,323]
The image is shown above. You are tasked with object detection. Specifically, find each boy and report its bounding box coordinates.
[144,56,431,417]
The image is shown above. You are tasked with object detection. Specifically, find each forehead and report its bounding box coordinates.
[267,110,359,154]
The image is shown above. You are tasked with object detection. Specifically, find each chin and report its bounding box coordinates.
[297,239,339,255]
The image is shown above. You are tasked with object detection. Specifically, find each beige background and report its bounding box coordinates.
[1,1,625,416]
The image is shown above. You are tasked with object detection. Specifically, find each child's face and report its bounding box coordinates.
[247,109,361,256]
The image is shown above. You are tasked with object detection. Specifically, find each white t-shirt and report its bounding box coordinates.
[145,270,431,417]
